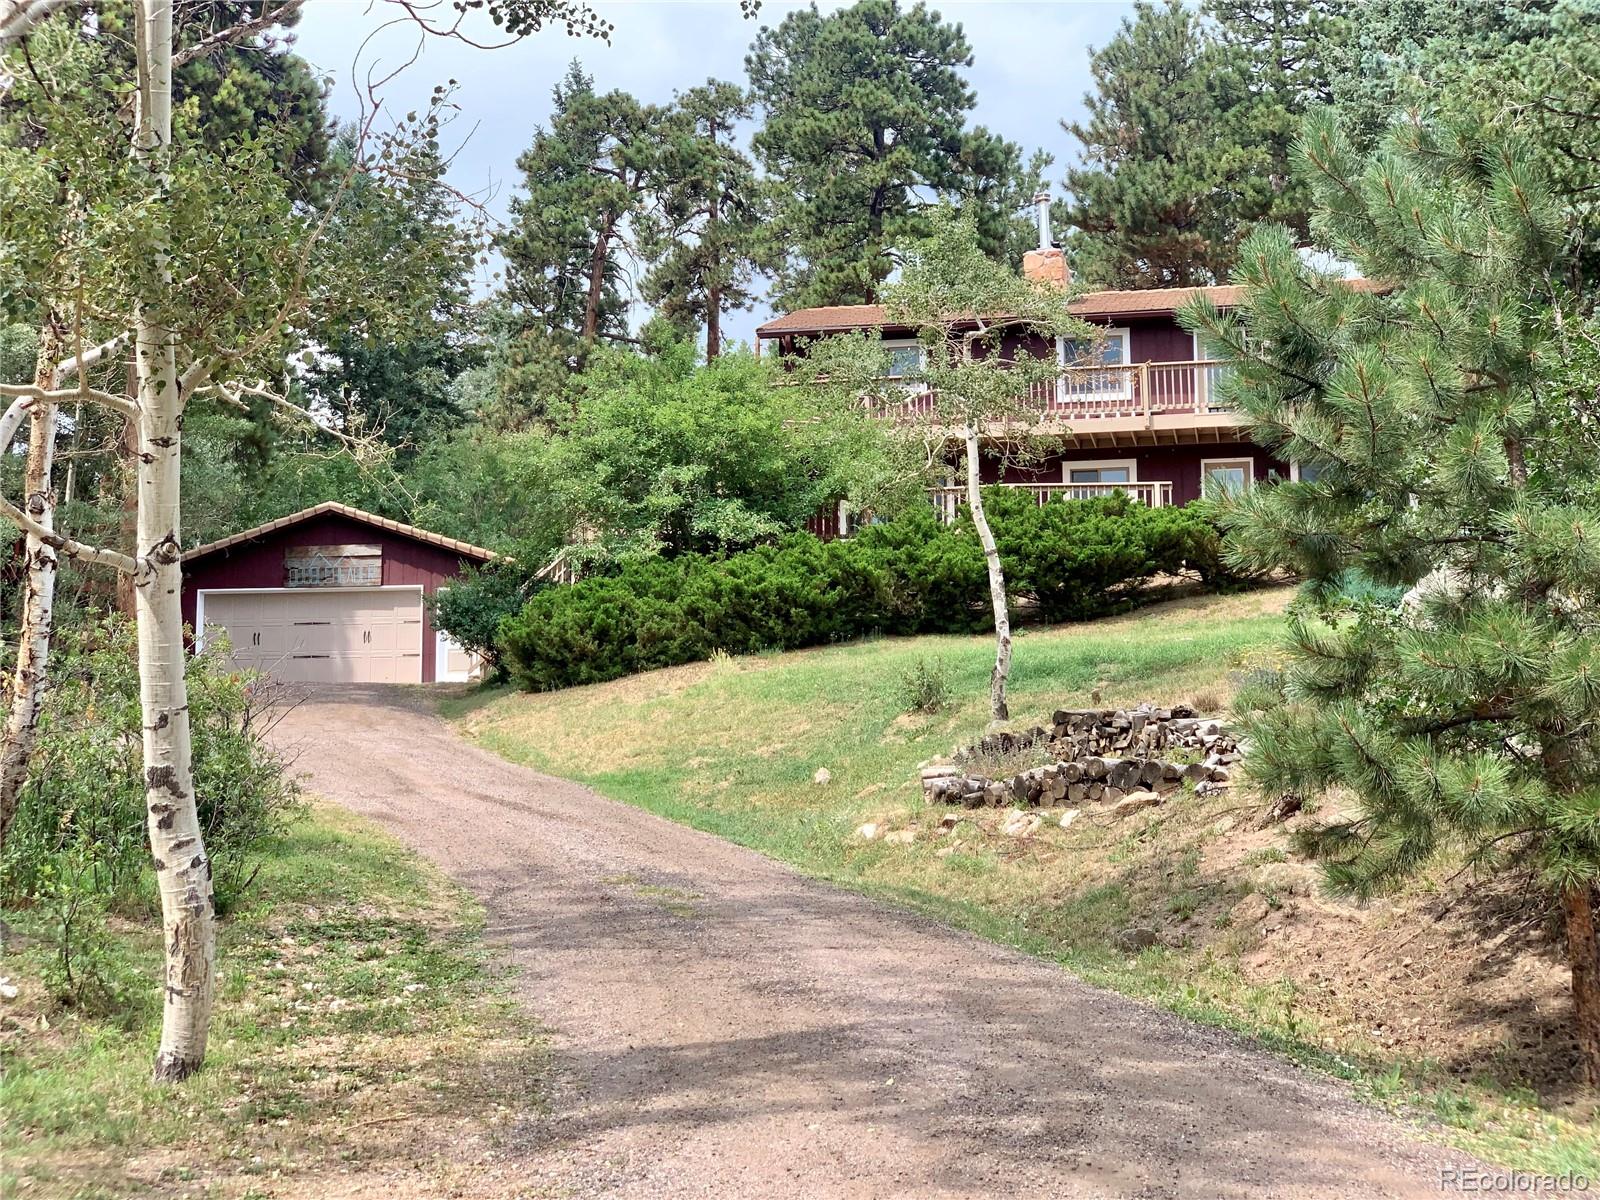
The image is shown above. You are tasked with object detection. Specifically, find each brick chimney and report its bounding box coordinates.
[1022,191,1069,288]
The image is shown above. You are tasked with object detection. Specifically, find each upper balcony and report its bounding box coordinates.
[876,359,1239,434]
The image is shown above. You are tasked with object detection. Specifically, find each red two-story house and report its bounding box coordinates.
[755,202,1353,534]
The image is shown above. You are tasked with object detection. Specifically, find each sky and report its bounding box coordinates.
[291,0,1137,347]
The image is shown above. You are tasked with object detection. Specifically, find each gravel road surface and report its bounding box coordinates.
[275,686,1480,1200]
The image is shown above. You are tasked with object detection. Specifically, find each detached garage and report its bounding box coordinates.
[180,502,495,685]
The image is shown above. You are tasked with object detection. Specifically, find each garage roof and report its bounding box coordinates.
[183,502,499,564]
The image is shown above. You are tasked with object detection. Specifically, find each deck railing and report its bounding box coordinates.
[928,480,1175,523]
[876,359,1234,424]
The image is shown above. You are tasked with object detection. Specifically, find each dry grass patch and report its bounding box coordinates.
[450,587,1597,1174]
[1,803,550,1200]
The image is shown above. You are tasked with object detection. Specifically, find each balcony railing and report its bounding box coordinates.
[876,359,1234,424]
[929,480,1175,523]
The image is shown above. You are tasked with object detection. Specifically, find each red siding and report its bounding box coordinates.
[181,513,480,683]
[988,440,1283,505]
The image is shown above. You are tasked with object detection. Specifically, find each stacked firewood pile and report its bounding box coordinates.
[924,704,1242,809]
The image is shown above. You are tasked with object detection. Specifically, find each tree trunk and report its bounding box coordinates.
[964,427,1010,722]
[115,392,138,618]
[582,216,616,344]
[706,285,721,361]
[134,0,215,1084]
[0,324,61,844]
[1564,884,1600,1088]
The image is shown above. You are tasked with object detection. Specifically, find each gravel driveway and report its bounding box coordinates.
[274,686,1481,1199]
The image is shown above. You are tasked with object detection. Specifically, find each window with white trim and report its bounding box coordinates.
[882,338,925,380]
[1201,457,1254,498]
[1064,458,1136,485]
[1062,327,1130,396]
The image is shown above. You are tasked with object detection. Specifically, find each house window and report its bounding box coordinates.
[1065,459,1136,485]
[1062,327,1131,397]
[1201,458,1254,498]
[1290,460,1326,483]
[883,339,924,380]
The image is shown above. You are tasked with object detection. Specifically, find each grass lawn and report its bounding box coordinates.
[0,804,547,1200]
[448,587,1598,1177]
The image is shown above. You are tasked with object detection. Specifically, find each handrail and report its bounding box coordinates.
[928,480,1174,522]
[876,359,1236,424]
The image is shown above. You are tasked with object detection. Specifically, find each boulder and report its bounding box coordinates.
[814,767,833,786]
[856,822,881,841]
[1112,926,1159,952]
[1001,809,1042,838]
[1058,808,1081,829]
[883,829,916,845]
[1109,790,1163,819]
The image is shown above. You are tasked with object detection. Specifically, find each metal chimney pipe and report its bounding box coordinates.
[1033,191,1052,250]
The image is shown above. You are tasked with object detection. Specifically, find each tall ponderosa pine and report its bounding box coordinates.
[499,61,665,403]
[1060,0,1249,287]
[746,0,1034,308]
[1183,112,1600,1084]
[1206,0,1345,240]
[640,80,764,360]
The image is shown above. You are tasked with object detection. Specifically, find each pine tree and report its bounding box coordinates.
[746,0,1033,307]
[639,80,765,360]
[1183,110,1600,1084]
[499,63,666,362]
[1060,0,1251,287]
[1206,0,1347,240]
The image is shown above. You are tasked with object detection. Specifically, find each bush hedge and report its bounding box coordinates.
[498,490,1226,692]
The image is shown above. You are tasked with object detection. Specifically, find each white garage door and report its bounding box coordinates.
[202,589,424,684]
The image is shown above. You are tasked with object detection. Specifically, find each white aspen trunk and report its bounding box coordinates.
[964,425,1010,722]
[0,326,61,843]
[134,0,215,1083]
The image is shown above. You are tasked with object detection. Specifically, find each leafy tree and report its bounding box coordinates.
[639,80,765,360]
[542,341,903,564]
[1060,0,1250,287]
[826,206,1090,721]
[0,0,619,1083]
[1182,111,1600,1084]
[746,0,1034,307]
[301,131,482,455]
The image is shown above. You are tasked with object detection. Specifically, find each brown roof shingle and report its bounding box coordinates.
[754,280,1383,337]
[183,501,499,564]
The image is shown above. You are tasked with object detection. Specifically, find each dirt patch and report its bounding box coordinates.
[910,788,1589,1114]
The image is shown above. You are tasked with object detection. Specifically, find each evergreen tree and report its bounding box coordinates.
[639,80,765,360]
[1060,0,1250,287]
[746,0,1033,307]
[498,62,666,415]
[1182,111,1600,1083]
[1206,0,1347,239]
[1328,0,1600,265]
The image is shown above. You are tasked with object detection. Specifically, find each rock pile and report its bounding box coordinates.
[925,703,1242,812]
[956,703,1240,766]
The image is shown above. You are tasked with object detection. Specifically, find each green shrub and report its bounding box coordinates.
[900,657,953,713]
[499,491,1233,691]
[427,562,542,680]
[1,617,304,920]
